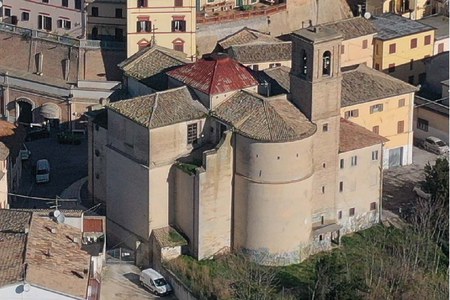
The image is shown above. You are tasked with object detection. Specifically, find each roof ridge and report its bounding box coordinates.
[148,93,159,127]
[262,98,275,141]
[208,59,220,95]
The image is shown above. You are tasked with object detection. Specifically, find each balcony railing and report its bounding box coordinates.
[0,22,125,50]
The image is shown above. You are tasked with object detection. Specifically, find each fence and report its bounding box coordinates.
[197,3,286,24]
[0,22,125,50]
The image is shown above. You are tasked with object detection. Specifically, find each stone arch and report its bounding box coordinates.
[7,97,37,124]
[322,50,332,76]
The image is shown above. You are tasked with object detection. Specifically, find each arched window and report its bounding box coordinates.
[301,49,307,76]
[322,51,331,76]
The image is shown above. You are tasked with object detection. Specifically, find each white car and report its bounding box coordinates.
[423,136,449,155]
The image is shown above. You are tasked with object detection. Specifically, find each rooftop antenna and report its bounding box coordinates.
[151,24,158,47]
[51,196,65,224]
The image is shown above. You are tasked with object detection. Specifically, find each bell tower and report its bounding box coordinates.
[289,26,343,225]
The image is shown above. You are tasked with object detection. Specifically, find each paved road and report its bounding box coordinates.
[383,146,438,214]
[101,264,177,300]
[11,134,88,209]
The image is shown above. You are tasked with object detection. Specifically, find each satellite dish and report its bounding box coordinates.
[56,212,65,224]
[364,12,372,19]
[0,1,3,8]
[53,210,61,218]
[23,283,30,292]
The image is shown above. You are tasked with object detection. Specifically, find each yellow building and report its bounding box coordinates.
[341,64,418,168]
[126,0,196,59]
[371,13,435,85]
[366,0,433,20]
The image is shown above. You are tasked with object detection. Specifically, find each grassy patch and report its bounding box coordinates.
[176,159,202,175]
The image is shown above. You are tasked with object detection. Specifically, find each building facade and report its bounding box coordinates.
[86,0,127,42]
[126,0,197,59]
[91,26,387,267]
[1,0,85,37]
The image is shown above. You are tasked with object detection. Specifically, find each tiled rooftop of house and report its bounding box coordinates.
[0,142,8,161]
[152,226,187,248]
[370,13,435,40]
[83,218,104,233]
[319,16,377,40]
[261,66,291,94]
[418,14,449,40]
[227,42,292,64]
[25,216,90,299]
[167,54,259,95]
[217,27,281,50]
[213,91,316,142]
[341,64,418,107]
[108,86,206,129]
[0,120,27,160]
[0,210,31,288]
[0,210,92,298]
[339,118,389,153]
[118,45,190,91]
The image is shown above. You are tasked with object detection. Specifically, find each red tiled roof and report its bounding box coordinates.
[339,118,389,153]
[166,54,258,95]
[83,218,103,233]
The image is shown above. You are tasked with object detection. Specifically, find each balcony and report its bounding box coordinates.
[197,2,286,25]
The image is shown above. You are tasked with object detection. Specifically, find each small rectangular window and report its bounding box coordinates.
[115,8,122,18]
[410,38,417,49]
[62,0,69,7]
[372,125,379,134]
[375,63,380,70]
[21,12,29,21]
[75,0,82,9]
[388,63,395,73]
[351,156,357,166]
[370,202,377,211]
[92,7,98,17]
[349,208,355,216]
[397,120,404,134]
[42,0,49,3]
[138,0,147,7]
[408,75,415,84]
[339,181,344,192]
[372,150,379,160]
[424,35,431,45]
[187,123,198,144]
[370,104,383,113]
[340,158,344,169]
[171,20,186,32]
[344,109,359,119]
[417,118,428,131]
[322,123,328,132]
[252,65,259,71]
[389,43,396,54]
[362,39,368,49]
[175,0,183,6]
[4,8,11,17]
[398,98,405,107]
[438,43,444,53]
[322,186,325,194]
[338,210,342,219]
[341,44,345,54]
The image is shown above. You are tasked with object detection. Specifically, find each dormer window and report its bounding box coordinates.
[322,51,331,76]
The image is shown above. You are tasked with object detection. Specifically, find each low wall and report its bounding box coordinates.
[160,267,198,300]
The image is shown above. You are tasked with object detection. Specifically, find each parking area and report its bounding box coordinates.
[101,264,177,300]
[11,134,88,209]
[383,146,439,214]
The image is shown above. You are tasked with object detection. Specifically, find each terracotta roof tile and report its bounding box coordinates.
[25,215,90,299]
[319,16,377,40]
[227,42,292,64]
[83,218,103,233]
[118,45,190,91]
[341,64,418,107]
[108,86,206,128]
[166,54,259,95]
[0,210,31,288]
[218,27,281,50]
[213,91,316,142]
[339,118,388,152]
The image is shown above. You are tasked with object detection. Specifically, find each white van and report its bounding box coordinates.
[139,268,172,296]
[35,159,50,183]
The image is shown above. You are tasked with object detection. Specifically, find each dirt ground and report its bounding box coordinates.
[382,146,439,215]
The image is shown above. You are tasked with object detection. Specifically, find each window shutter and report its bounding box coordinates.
[137,21,141,32]
[38,15,43,29]
[145,21,151,32]
[171,21,175,32]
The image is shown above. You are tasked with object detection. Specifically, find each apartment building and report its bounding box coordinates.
[86,0,127,41]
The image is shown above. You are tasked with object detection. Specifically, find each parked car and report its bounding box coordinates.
[139,268,172,296]
[19,144,31,160]
[422,136,449,155]
[35,159,50,183]
[26,127,50,141]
